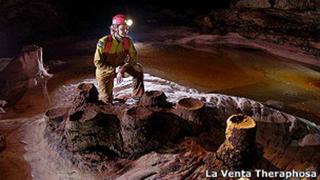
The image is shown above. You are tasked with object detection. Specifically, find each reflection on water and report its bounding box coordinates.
[3,43,319,124]
[139,45,320,123]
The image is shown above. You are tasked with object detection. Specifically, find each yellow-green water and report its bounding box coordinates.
[139,44,320,123]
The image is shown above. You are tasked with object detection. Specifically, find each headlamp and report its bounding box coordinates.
[125,19,133,27]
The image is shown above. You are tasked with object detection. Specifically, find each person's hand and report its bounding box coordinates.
[116,72,123,84]
[124,54,130,63]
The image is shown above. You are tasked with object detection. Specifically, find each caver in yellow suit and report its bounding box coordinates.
[94,14,144,103]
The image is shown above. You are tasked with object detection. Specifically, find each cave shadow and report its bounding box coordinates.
[141,111,226,155]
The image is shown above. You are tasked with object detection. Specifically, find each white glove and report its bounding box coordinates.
[116,72,123,84]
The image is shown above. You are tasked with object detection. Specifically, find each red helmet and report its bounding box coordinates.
[112,14,126,25]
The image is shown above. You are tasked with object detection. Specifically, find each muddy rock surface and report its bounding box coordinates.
[235,0,320,9]
[0,134,5,152]
[44,83,320,179]
[198,6,320,58]
[0,45,52,106]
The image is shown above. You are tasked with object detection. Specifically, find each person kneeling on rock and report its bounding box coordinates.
[94,14,145,103]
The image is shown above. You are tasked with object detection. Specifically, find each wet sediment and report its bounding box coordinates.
[43,83,320,179]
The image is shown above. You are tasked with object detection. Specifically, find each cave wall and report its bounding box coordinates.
[234,0,320,9]
[1,0,319,57]
[0,0,65,56]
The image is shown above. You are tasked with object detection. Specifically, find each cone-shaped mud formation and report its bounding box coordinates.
[216,114,259,169]
[44,83,320,179]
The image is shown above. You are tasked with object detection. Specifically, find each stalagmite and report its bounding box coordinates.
[139,90,172,108]
[43,84,320,176]
[216,114,258,169]
[175,97,206,133]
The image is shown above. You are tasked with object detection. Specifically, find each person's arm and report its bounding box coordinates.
[117,38,137,84]
[128,37,137,64]
[93,40,105,69]
[119,38,137,74]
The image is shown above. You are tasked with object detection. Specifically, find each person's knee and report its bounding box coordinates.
[133,63,143,73]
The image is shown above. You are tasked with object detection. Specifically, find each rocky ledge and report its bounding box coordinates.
[197,5,320,59]
[0,45,52,106]
[44,83,320,179]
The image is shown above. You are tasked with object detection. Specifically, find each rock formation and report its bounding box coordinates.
[45,83,215,167]
[236,0,271,8]
[0,45,52,105]
[0,100,6,115]
[197,1,320,57]
[44,83,320,178]
[234,0,320,9]
[274,0,320,10]
[0,0,63,57]
[0,134,5,152]
[216,114,259,169]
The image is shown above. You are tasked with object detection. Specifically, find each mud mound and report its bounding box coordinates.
[44,83,320,178]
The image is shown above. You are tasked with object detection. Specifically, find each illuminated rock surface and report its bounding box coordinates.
[42,81,320,179]
[0,45,52,106]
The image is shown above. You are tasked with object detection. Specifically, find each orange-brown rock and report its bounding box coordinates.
[0,45,52,105]
[216,114,259,169]
[0,134,5,152]
[44,83,320,178]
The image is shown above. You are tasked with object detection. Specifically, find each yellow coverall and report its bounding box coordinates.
[94,35,144,103]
